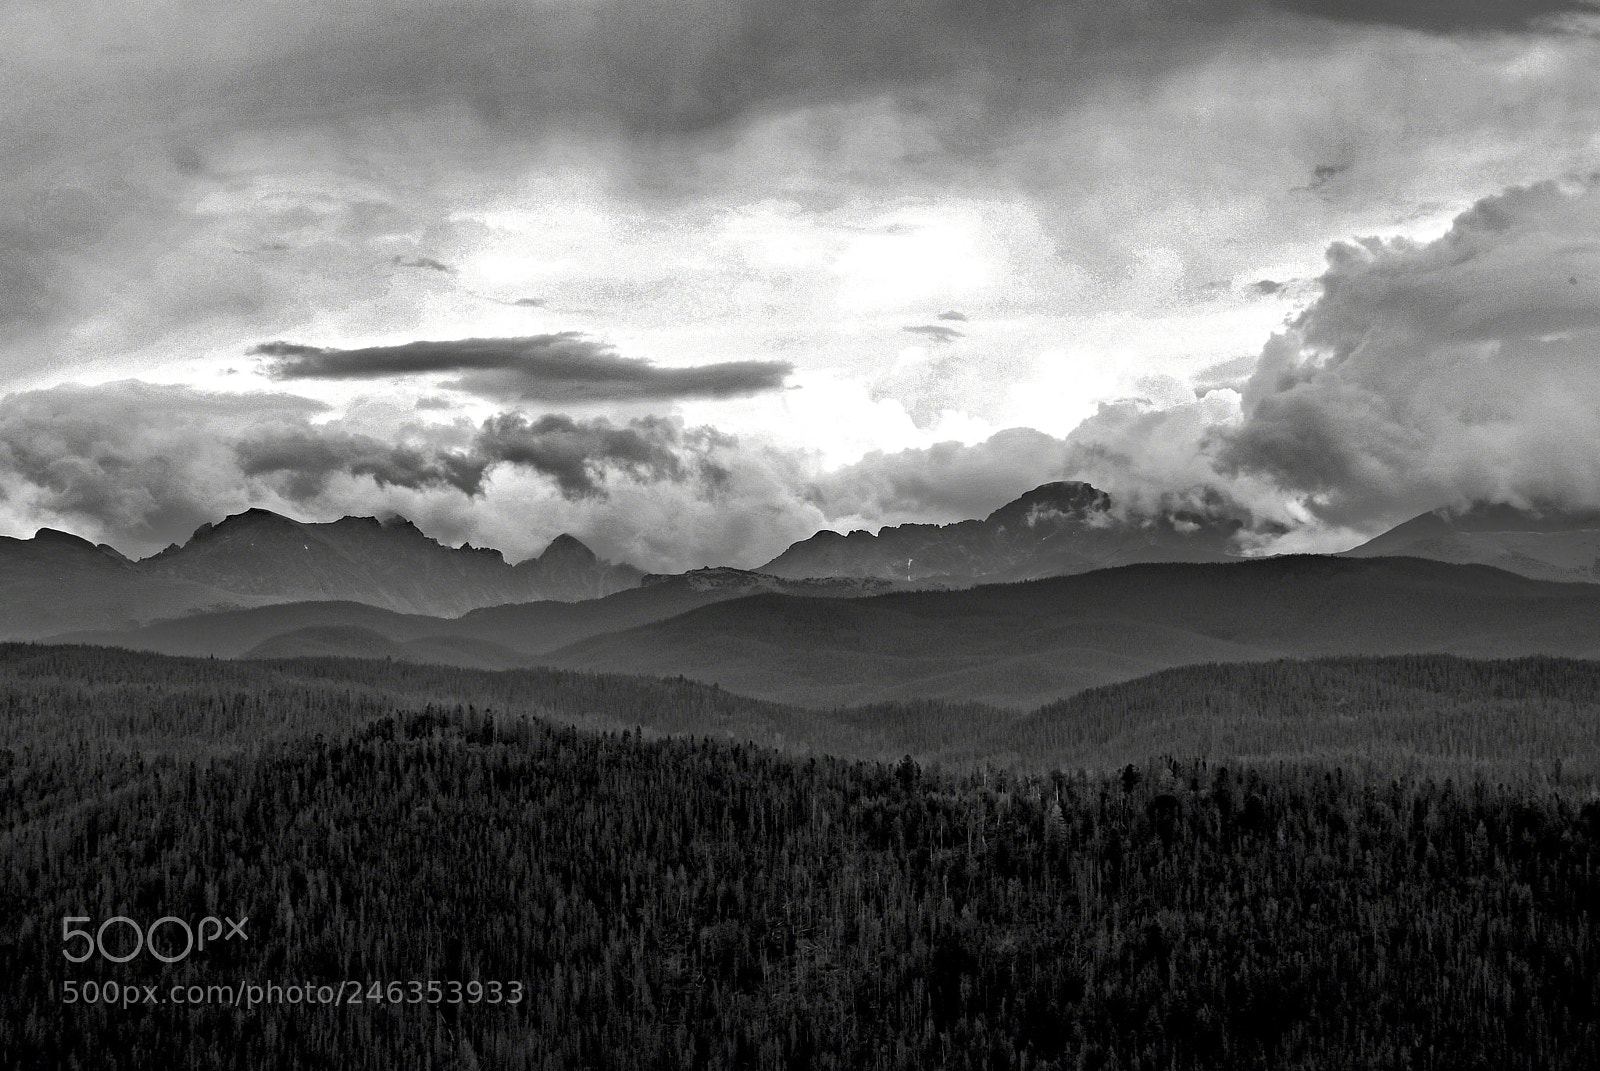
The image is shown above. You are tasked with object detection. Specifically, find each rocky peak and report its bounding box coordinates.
[985,481,1111,528]
[537,533,598,565]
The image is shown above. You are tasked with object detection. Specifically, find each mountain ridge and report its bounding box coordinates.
[0,508,642,637]
[536,554,1600,708]
[45,553,1600,713]
[758,480,1248,584]
[1345,501,1600,583]
[15,485,1600,643]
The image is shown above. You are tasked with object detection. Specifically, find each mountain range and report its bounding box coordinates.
[0,480,1251,640]
[14,484,1600,711]
[0,509,641,638]
[759,480,1246,582]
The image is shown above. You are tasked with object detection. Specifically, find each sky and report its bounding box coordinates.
[5,0,1600,569]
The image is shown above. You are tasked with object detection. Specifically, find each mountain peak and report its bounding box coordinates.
[759,479,1242,584]
[32,527,100,549]
[377,513,422,534]
[539,533,597,563]
[985,481,1111,527]
[236,507,295,522]
[211,507,298,531]
[1345,499,1600,584]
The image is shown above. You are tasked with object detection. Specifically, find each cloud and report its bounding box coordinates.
[207,0,1262,149]
[1053,390,1304,532]
[254,334,793,401]
[239,411,727,501]
[0,381,328,548]
[392,255,455,273]
[473,413,719,497]
[937,310,969,321]
[933,177,1600,542]
[235,428,488,499]
[1272,0,1600,34]
[6,0,1599,418]
[1210,176,1600,524]
[1252,279,1285,295]
[902,324,964,342]
[818,176,1600,544]
[811,428,1078,525]
[0,380,812,565]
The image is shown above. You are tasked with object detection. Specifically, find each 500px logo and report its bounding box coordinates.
[62,916,249,964]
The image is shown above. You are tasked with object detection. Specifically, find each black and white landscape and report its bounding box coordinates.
[6,0,1600,1068]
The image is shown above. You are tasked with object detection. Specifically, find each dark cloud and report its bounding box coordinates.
[242,411,738,502]
[235,428,488,499]
[0,0,1321,235]
[235,1,1259,146]
[6,0,1593,376]
[170,0,1588,179]
[937,310,969,321]
[392,255,455,273]
[1271,0,1600,34]
[1252,279,1285,295]
[0,381,328,547]
[903,324,964,343]
[1291,162,1351,196]
[254,334,792,401]
[0,0,1284,355]
[474,413,698,497]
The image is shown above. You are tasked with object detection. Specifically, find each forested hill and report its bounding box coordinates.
[5,644,1600,781]
[984,654,1600,781]
[5,682,1599,1067]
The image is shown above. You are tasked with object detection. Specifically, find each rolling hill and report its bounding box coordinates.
[44,553,1600,712]
[7,643,1599,779]
[538,555,1600,708]
[13,644,1599,1069]
[48,567,899,661]
[1346,501,1600,584]
[983,653,1600,777]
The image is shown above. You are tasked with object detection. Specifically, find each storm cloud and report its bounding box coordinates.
[0,380,789,561]
[236,428,488,500]
[1009,175,1600,540]
[817,175,1600,546]
[1274,0,1600,33]
[0,381,329,549]
[474,413,721,497]
[255,335,792,402]
[811,428,1080,526]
